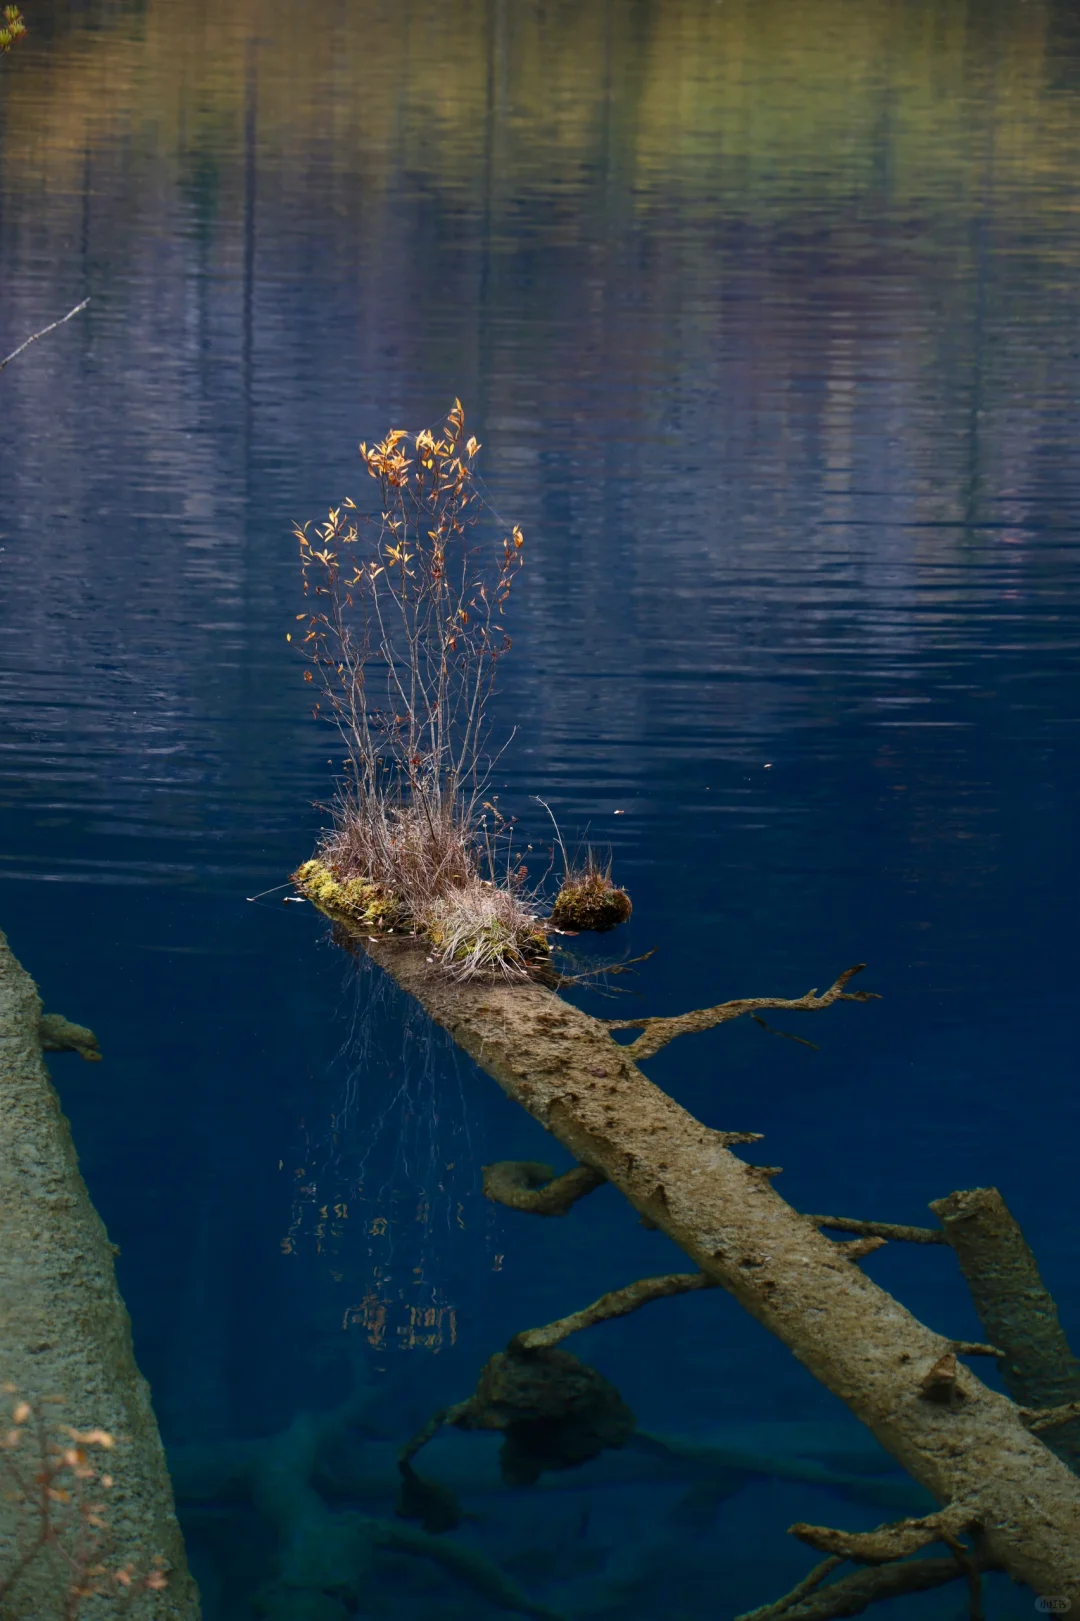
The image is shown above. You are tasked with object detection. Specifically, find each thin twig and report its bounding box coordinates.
[809,1215,946,1245]
[604,965,879,1061]
[0,299,90,374]
[1020,1399,1080,1433]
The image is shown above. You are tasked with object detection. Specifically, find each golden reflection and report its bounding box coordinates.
[1,0,1076,220]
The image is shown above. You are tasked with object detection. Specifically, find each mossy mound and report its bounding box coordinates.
[550,874,632,933]
[454,1345,635,1487]
[292,858,404,929]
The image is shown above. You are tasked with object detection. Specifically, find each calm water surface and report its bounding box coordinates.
[2,2,1080,1614]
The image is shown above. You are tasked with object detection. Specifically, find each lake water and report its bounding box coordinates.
[2,2,1080,1615]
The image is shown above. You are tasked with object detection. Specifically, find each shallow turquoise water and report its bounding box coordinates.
[2,2,1080,1613]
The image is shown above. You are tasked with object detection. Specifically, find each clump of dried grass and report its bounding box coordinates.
[424,878,547,981]
[550,851,632,934]
[317,785,474,927]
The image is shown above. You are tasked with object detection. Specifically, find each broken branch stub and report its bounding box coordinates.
[791,1504,977,1563]
[322,925,1080,1600]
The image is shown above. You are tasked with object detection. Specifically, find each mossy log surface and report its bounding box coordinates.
[0,927,199,1619]
[322,920,1080,1599]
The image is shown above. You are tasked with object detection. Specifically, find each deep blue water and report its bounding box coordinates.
[3,2,1080,1614]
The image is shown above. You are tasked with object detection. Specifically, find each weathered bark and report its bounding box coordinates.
[319,921,1080,1599]
[931,1186,1080,1472]
[0,927,199,1618]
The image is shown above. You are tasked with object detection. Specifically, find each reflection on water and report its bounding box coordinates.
[2,1,1080,1614]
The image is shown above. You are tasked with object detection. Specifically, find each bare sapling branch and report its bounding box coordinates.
[292,401,548,978]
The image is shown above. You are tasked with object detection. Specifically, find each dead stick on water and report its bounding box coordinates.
[604,964,879,1060]
[0,299,90,374]
[313,923,1080,1600]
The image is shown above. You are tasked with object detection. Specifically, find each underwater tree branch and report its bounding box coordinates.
[930,1185,1080,1472]
[1021,1399,1080,1433]
[38,1011,102,1062]
[809,1215,945,1245]
[509,1272,717,1353]
[604,964,879,1060]
[315,924,1080,1599]
[482,1159,606,1215]
[733,1556,845,1621]
[791,1504,977,1562]
[737,1551,1002,1621]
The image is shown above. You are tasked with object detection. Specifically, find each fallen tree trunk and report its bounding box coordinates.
[931,1185,1080,1473]
[316,917,1080,1600]
[0,927,199,1619]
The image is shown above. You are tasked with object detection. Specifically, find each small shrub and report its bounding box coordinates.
[294,402,534,978]
[551,853,632,933]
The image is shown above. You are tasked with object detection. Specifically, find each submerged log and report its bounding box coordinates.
[0,927,199,1619]
[313,917,1080,1601]
[931,1185,1080,1473]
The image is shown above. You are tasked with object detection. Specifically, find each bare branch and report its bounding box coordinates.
[733,1557,844,1621]
[0,300,90,375]
[605,964,879,1060]
[510,1272,717,1353]
[791,1504,977,1562]
[1021,1399,1080,1433]
[809,1215,945,1245]
[334,930,1080,1596]
[751,1554,1001,1621]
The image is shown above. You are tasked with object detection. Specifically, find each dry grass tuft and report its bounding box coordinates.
[424,879,548,981]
